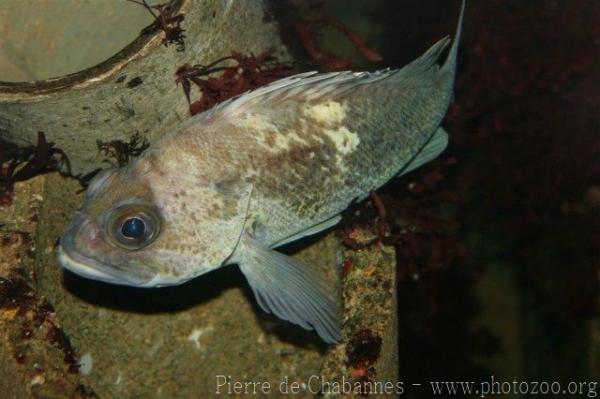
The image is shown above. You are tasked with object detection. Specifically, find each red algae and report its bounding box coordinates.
[175,50,295,116]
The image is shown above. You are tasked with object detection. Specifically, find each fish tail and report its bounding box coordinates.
[390,0,465,87]
[441,0,466,77]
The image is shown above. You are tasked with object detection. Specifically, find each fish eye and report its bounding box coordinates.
[108,206,160,250]
[121,217,145,239]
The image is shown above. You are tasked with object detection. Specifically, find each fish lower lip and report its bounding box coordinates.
[57,245,152,286]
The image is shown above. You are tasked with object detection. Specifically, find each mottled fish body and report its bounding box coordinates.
[58,1,465,343]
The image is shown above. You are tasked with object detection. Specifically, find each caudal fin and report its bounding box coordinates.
[441,0,466,77]
[390,0,465,88]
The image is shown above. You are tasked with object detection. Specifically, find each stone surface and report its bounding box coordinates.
[0,0,157,82]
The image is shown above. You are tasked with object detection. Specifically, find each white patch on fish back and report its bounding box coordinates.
[302,100,360,164]
[237,114,310,154]
[242,113,280,133]
[322,126,360,155]
[304,100,347,126]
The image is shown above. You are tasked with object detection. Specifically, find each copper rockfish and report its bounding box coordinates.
[58,2,465,343]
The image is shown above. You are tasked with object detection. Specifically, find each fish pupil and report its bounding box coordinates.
[121,217,145,239]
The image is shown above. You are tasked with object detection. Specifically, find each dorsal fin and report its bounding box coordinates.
[390,36,450,86]
[188,70,398,124]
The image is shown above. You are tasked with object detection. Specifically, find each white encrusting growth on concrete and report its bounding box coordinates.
[187,325,215,351]
[79,352,93,376]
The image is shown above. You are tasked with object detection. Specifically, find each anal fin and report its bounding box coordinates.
[398,127,449,177]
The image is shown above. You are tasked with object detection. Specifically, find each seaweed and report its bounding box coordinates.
[0,129,148,201]
[175,50,295,116]
[339,156,463,281]
[0,132,71,207]
[127,0,186,51]
[0,230,79,376]
[0,270,80,374]
[96,132,150,168]
[345,329,383,396]
[292,16,382,71]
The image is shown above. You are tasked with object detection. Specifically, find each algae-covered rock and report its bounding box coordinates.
[0,177,97,398]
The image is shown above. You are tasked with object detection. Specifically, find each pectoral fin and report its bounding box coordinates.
[398,127,448,176]
[237,234,341,343]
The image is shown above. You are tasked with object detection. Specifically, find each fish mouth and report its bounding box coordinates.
[57,211,161,287]
[57,220,157,287]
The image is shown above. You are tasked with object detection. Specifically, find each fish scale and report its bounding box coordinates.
[241,62,456,246]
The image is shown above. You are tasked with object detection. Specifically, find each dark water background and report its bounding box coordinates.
[277,0,599,392]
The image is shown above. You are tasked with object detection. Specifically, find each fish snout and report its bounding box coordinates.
[57,211,157,286]
[60,211,105,252]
